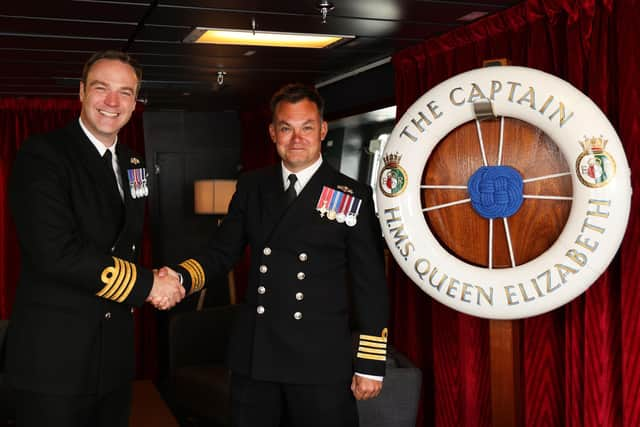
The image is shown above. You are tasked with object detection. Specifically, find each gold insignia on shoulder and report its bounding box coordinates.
[130,157,140,165]
[97,257,137,303]
[180,258,206,294]
[357,329,388,362]
[337,185,353,194]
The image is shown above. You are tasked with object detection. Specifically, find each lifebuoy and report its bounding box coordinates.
[377,66,631,319]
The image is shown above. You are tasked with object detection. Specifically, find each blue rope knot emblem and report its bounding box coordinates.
[467,166,524,219]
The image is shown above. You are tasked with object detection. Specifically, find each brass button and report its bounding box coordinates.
[259,265,268,274]
[293,312,303,320]
[258,286,266,295]
[104,312,112,319]
[296,272,305,280]
[257,306,265,315]
[295,292,304,301]
[132,244,136,252]
[298,253,308,262]
[263,247,272,256]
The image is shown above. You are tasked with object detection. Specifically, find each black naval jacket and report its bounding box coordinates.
[7,120,153,395]
[176,161,389,384]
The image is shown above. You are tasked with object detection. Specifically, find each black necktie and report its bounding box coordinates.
[284,174,298,205]
[103,150,120,197]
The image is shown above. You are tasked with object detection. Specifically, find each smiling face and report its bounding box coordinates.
[269,98,328,173]
[79,58,138,147]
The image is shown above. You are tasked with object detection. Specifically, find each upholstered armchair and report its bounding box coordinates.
[357,347,422,427]
[165,305,237,426]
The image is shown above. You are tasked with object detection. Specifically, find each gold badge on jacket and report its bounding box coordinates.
[315,186,362,226]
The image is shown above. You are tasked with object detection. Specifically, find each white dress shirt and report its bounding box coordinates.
[281,155,323,195]
[79,118,125,200]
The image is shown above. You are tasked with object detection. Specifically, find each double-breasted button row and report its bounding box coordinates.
[111,244,136,253]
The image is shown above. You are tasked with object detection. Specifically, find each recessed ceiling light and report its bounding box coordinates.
[457,11,489,22]
[184,27,353,49]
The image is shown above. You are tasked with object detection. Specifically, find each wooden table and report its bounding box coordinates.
[129,380,179,427]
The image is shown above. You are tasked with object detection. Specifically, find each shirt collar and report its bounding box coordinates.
[281,155,323,192]
[78,117,118,157]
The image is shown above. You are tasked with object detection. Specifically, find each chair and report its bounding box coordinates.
[356,346,422,427]
[166,305,238,427]
[165,306,421,427]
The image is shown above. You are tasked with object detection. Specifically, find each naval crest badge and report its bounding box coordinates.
[575,136,616,188]
[379,153,407,197]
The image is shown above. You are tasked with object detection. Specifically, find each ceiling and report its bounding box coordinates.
[0,0,520,110]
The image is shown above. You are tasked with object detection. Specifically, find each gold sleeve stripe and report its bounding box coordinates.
[357,352,386,361]
[98,257,138,303]
[112,259,133,301]
[181,260,201,293]
[359,340,387,349]
[358,346,387,355]
[192,259,206,287]
[180,258,205,294]
[185,259,205,287]
[360,334,388,343]
[116,262,137,302]
[104,258,126,299]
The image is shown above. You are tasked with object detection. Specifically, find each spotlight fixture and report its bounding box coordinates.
[316,0,335,24]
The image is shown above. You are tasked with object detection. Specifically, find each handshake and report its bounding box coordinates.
[146,266,186,310]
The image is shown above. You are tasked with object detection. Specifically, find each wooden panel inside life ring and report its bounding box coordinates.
[422,118,572,268]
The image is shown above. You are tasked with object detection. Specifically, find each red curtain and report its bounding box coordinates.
[0,97,157,380]
[391,0,640,426]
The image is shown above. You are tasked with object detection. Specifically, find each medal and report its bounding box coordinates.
[316,186,332,217]
[345,198,362,227]
[336,194,352,223]
[127,168,148,199]
[140,168,149,197]
[327,190,340,221]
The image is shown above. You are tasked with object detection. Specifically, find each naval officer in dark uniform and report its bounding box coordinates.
[7,50,184,427]
[165,83,389,427]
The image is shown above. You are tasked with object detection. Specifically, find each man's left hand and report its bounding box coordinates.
[351,375,383,400]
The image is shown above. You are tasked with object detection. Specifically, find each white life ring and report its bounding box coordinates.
[376,66,632,319]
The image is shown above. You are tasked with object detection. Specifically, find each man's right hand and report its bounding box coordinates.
[147,268,185,310]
